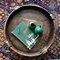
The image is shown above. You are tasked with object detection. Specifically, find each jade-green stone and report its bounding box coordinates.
[29,22,36,29]
[34,26,43,35]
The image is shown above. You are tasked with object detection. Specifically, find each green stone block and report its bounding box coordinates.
[11,22,38,50]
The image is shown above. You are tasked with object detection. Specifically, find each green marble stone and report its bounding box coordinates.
[34,26,43,36]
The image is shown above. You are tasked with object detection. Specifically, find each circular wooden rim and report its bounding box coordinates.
[4,4,55,57]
